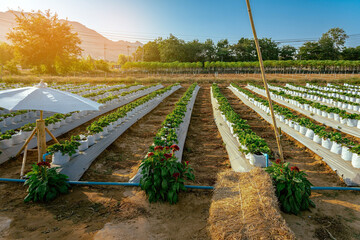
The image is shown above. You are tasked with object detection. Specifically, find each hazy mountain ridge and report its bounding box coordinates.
[0,10,142,61]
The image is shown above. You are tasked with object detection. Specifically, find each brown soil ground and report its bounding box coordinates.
[220,85,360,240]
[0,84,230,239]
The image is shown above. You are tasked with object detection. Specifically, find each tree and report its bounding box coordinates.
[231,38,256,61]
[216,39,232,61]
[279,45,297,60]
[342,47,360,60]
[158,34,185,62]
[0,42,15,76]
[298,42,321,60]
[7,10,82,74]
[203,39,216,61]
[143,40,161,62]
[118,54,128,65]
[258,38,280,60]
[183,40,205,62]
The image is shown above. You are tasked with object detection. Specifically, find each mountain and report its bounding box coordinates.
[0,10,143,61]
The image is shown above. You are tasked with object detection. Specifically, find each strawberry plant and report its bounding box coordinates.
[47,140,80,156]
[24,162,70,202]
[140,145,194,204]
[266,160,315,214]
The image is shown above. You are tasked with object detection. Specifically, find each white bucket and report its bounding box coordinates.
[305,129,314,139]
[299,126,308,135]
[347,119,358,127]
[294,124,300,132]
[52,151,70,165]
[78,140,89,151]
[341,146,352,161]
[334,114,340,122]
[351,153,360,168]
[330,142,342,154]
[321,138,332,149]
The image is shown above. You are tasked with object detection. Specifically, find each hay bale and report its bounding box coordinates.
[209,168,295,240]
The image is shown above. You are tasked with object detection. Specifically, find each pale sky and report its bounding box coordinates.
[1,0,360,46]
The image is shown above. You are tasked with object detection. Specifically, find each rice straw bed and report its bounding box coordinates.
[208,168,295,240]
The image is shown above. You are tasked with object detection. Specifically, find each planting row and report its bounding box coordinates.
[0,84,159,149]
[136,84,199,204]
[251,83,360,129]
[287,83,360,102]
[0,84,163,163]
[212,83,270,166]
[48,84,179,166]
[232,83,360,169]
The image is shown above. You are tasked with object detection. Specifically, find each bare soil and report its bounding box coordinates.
[221,86,360,240]
[0,84,230,240]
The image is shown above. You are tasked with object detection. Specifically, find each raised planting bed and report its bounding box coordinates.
[57,84,181,180]
[129,83,200,183]
[229,84,360,186]
[248,84,360,139]
[0,84,163,164]
[210,84,269,171]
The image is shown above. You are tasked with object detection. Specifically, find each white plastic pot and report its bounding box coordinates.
[321,138,332,149]
[87,135,95,146]
[94,133,101,141]
[341,146,352,161]
[299,126,307,135]
[78,140,89,151]
[246,153,267,167]
[347,119,358,127]
[330,142,342,154]
[294,123,300,132]
[334,114,340,122]
[340,117,347,124]
[305,129,314,139]
[321,111,328,117]
[52,151,70,165]
[54,122,61,129]
[351,153,360,168]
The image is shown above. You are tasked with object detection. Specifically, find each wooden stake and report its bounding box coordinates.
[20,145,28,178]
[245,0,284,161]
[45,127,59,143]
[36,119,46,163]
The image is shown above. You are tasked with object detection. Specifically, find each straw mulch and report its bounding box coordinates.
[208,168,295,240]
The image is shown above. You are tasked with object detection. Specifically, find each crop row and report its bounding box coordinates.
[231,83,360,169]
[212,83,270,164]
[47,84,178,165]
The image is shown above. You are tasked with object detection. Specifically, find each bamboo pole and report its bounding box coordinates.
[45,127,59,143]
[16,127,37,157]
[245,0,284,161]
[20,145,28,178]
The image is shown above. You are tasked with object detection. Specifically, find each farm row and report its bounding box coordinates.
[0,81,360,239]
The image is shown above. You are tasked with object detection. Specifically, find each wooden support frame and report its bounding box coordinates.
[245,0,284,161]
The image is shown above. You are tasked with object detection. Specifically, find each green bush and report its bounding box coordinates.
[24,162,70,202]
[266,160,315,214]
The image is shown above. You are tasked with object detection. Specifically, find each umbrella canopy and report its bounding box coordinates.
[0,81,102,113]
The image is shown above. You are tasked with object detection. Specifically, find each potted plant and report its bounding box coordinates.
[86,123,103,141]
[71,135,89,151]
[350,146,360,168]
[329,133,342,154]
[47,140,80,165]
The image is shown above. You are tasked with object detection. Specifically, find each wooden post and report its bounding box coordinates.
[36,118,46,163]
[16,127,37,157]
[245,0,284,161]
[45,127,59,143]
[20,145,28,178]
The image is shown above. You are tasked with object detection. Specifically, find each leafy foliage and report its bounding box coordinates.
[140,145,194,204]
[24,162,70,202]
[266,160,315,214]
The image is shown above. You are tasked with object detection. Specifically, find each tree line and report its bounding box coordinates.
[126,28,359,64]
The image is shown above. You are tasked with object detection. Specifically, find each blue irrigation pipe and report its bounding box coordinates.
[264,153,269,167]
[0,178,214,190]
[1,178,360,191]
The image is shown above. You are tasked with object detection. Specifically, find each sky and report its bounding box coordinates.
[1,0,360,47]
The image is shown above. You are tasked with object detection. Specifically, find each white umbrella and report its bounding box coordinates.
[0,81,101,113]
[0,81,102,174]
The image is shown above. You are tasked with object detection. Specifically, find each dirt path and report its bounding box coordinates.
[182,85,230,186]
[221,86,360,240]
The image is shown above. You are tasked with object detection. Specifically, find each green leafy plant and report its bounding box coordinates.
[47,140,80,156]
[266,160,315,214]
[140,145,194,204]
[24,162,70,202]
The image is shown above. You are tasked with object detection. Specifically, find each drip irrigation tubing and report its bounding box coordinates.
[1,178,360,191]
